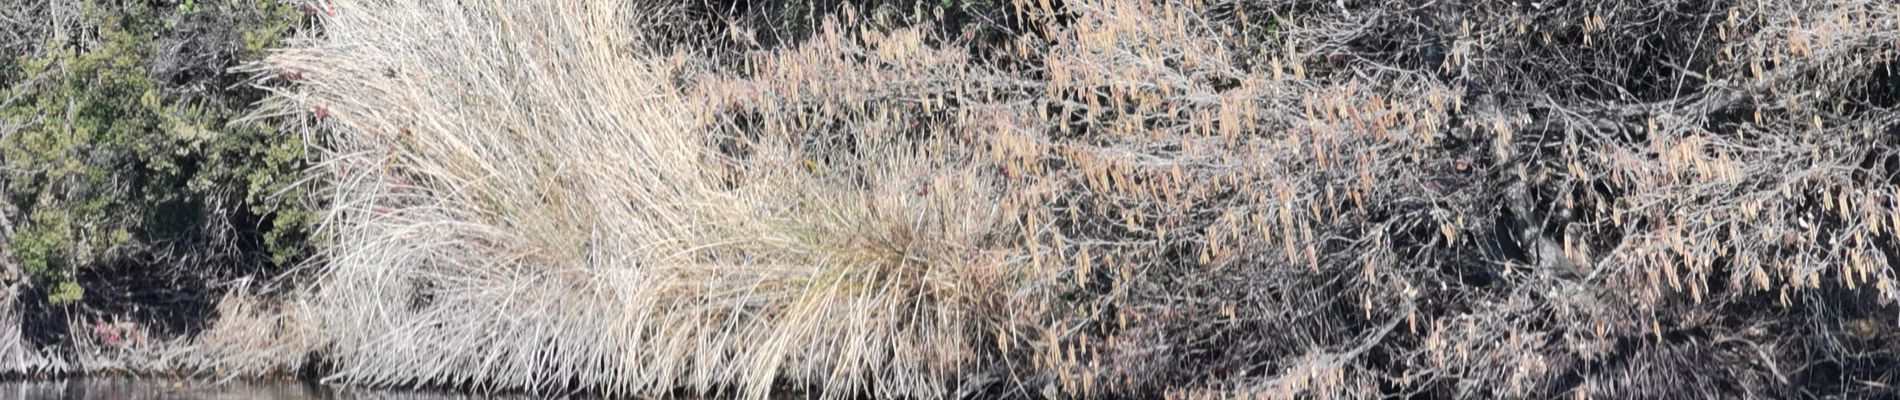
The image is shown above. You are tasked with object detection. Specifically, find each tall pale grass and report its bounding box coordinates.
[256,0,1016,398]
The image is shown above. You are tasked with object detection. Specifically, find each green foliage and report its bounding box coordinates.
[0,0,313,303]
[47,281,84,304]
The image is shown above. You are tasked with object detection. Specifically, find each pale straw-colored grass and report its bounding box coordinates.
[252,0,1015,398]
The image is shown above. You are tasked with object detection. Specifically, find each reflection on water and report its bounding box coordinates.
[0,378,539,399]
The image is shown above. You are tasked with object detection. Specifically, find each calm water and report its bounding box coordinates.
[0,378,541,399]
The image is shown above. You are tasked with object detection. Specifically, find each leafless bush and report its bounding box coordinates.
[686,0,1900,398]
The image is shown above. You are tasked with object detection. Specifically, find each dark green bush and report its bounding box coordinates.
[1,0,313,304]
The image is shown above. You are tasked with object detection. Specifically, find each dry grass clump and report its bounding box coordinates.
[256,0,1014,398]
[240,0,1900,398]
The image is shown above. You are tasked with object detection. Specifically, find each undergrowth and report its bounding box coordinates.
[0,0,314,320]
[2,0,1895,399]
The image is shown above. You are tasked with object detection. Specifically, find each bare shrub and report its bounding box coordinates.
[686,0,1900,398]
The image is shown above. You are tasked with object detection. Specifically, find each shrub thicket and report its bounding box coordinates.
[0,0,313,329]
[678,0,1900,397]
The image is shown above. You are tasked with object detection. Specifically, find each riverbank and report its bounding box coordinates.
[4,0,1899,399]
